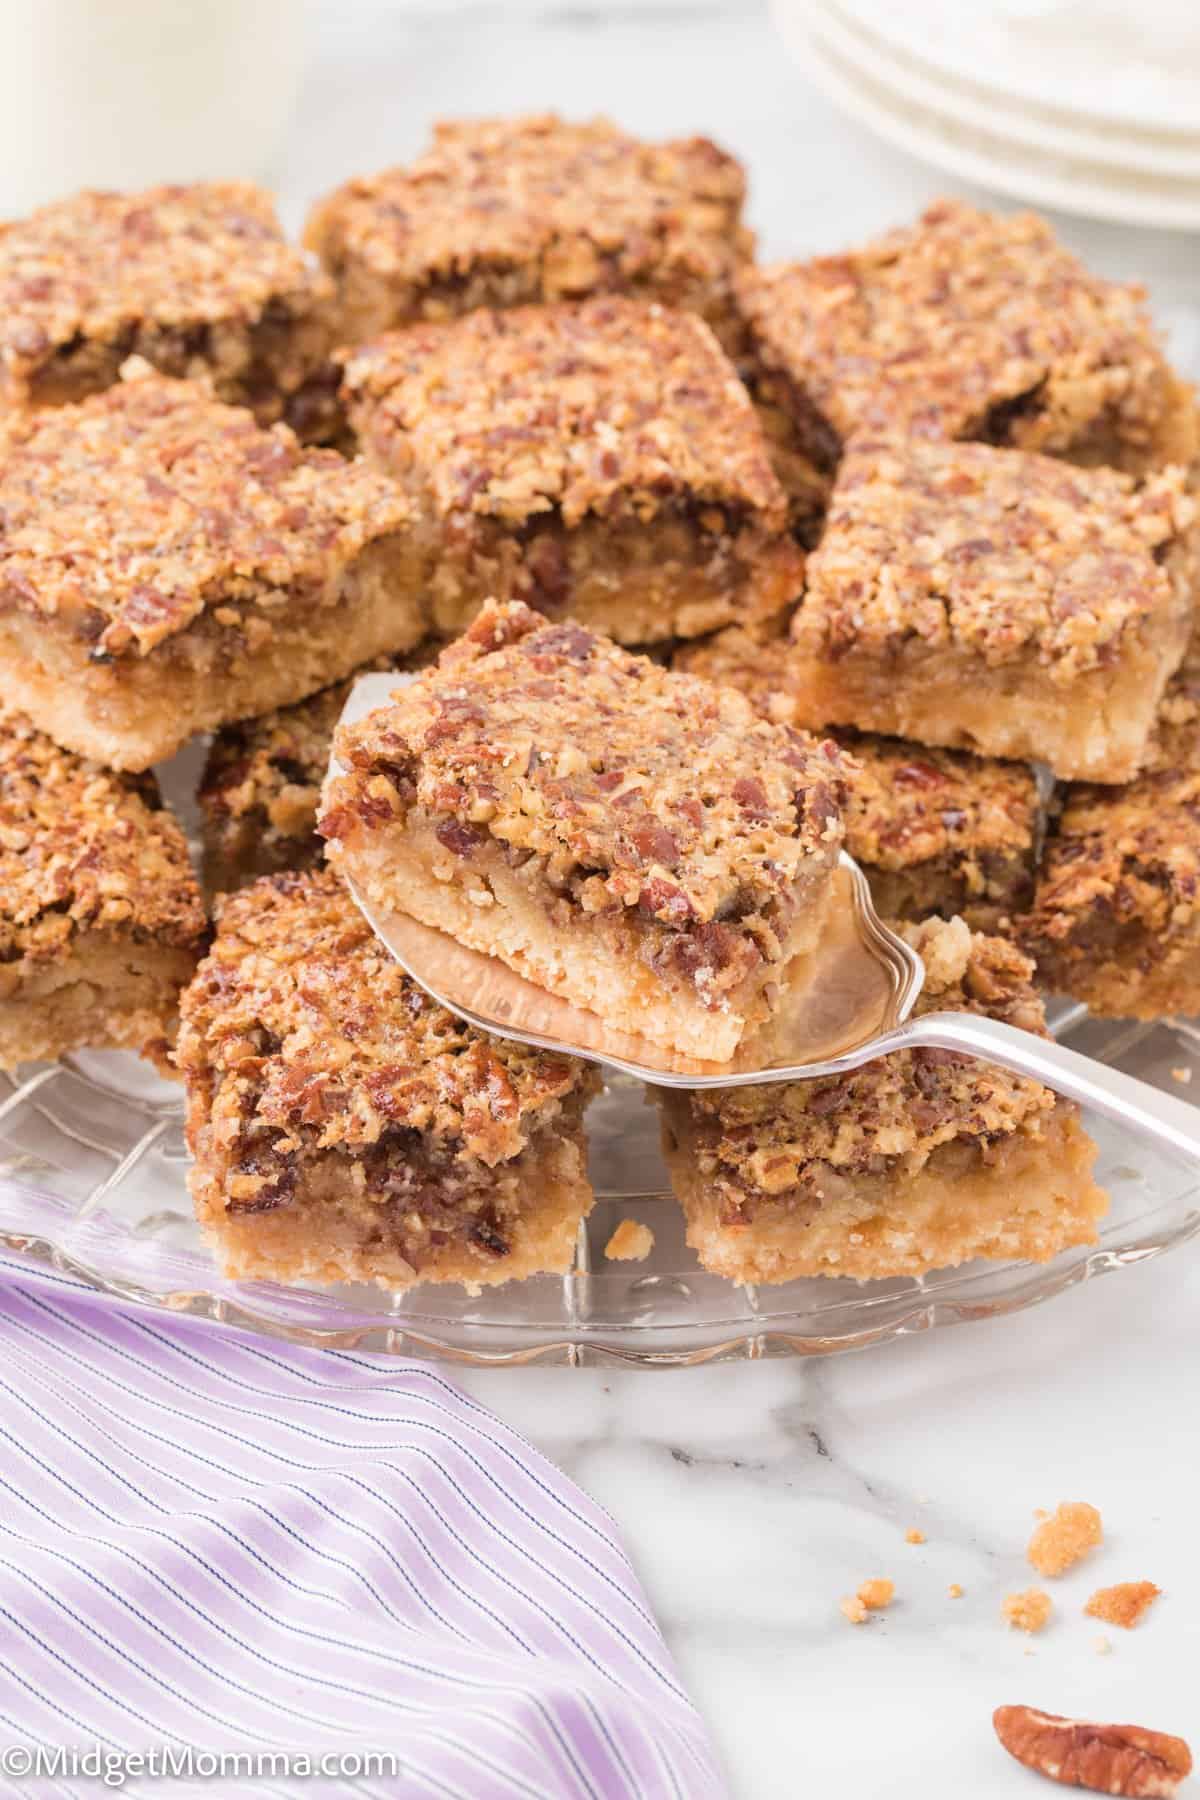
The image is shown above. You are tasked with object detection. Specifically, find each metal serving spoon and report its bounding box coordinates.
[333,674,1200,1163]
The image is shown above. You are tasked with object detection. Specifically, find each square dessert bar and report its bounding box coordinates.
[320,601,848,1063]
[658,916,1107,1284]
[0,712,206,1072]
[1021,675,1200,1017]
[0,182,335,431]
[676,627,1041,929]
[196,648,438,894]
[199,676,361,894]
[837,734,1039,932]
[736,199,1197,477]
[306,113,752,352]
[339,299,804,645]
[178,870,598,1291]
[0,363,431,772]
[787,439,1196,782]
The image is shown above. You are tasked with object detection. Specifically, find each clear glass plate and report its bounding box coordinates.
[1,1002,1198,1367]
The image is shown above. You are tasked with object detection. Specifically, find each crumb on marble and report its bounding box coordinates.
[1004,1589,1053,1634]
[1085,1581,1161,1629]
[605,1219,656,1262]
[1027,1501,1103,1576]
[857,1578,894,1611]
[948,1583,965,1599]
[1171,1066,1192,1085]
[905,1528,926,1544]
[840,1594,869,1625]
[1033,1508,1049,1520]
[1095,1635,1113,1655]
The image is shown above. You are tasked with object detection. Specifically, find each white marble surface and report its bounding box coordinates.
[295,7,1200,1794]
[459,1252,1200,1798]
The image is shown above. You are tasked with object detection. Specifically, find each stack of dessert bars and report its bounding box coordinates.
[2,115,1195,1294]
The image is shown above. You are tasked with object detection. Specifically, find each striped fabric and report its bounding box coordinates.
[0,1254,723,1800]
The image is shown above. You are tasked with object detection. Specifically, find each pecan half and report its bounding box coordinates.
[993,1705,1192,1797]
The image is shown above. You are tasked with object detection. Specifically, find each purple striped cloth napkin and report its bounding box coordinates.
[0,1253,723,1799]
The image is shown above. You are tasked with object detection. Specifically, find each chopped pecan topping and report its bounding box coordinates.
[800,439,1192,680]
[0,181,332,404]
[678,916,1061,1205]
[307,111,750,329]
[325,600,846,930]
[736,198,1186,459]
[435,818,484,858]
[339,298,787,534]
[675,632,1040,891]
[1023,667,1200,983]
[0,711,206,966]
[0,364,411,656]
[177,871,598,1222]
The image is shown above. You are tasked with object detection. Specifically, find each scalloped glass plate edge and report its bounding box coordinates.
[2,1012,1199,1368]
[1,1206,1198,1368]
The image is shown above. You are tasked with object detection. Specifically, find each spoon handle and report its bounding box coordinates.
[887,1011,1200,1163]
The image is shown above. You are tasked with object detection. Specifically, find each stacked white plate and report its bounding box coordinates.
[770,0,1200,230]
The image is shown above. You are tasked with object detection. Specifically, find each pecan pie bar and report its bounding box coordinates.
[339,299,804,644]
[786,439,1195,782]
[306,113,752,353]
[0,363,432,772]
[1021,674,1200,1016]
[0,182,335,430]
[658,916,1107,1283]
[735,199,1197,477]
[199,677,357,894]
[197,646,440,894]
[320,601,847,1063]
[178,870,598,1291]
[677,627,1040,928]
[838,735,1039,931]
[0,712,206,1072]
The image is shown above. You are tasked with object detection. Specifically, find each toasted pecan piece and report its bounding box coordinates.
[994,1705,1191,1797]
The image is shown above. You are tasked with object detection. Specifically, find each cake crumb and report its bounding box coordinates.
[604,1219,656,1262]
[857,1578,894,1611]
[948,1583,964,1599]
[1085,1581,1161,1629]
[1172,1066,1193,1084]
[1004,1588,1053,1634]
[905,1528,926,1544]
[841,1578,894,1624]
[1033,1507,1049,1520]
[1027,1501,1103,1576]
[1094,1635,1113,1655]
